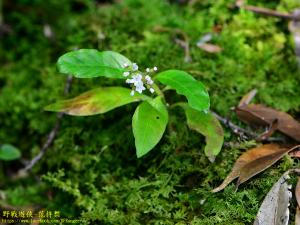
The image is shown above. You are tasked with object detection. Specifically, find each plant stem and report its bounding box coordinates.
[152,83,165,99]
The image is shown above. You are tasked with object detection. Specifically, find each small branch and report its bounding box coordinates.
[22,114,62,172]
[174,38,192,63]
[17,76,73,176]
[236,0,300,20]
[212,111,287,142]
[153,26,192,63]
[211,111,256,138]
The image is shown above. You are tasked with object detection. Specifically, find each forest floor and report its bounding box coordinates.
[1,0,300,224]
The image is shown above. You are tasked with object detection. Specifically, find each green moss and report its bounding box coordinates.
[1,0,300,224]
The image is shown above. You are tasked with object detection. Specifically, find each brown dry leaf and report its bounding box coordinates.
[197,43,223,53]
[238,89,257,107]
[289,151,300,158]
[237,147,293,187]
[289,150,300,158]
[296,177,300,208]
[296,207,300,225]
[236,104,300,142]
[212,144,294,192]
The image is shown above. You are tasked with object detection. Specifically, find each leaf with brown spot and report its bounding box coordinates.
[212,144,293,192]
[236,104,300,142]
[45,87,150,116]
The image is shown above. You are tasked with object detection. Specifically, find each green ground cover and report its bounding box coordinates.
[1,0,300,224]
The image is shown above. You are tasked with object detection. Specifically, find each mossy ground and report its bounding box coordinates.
[1,0,300,224]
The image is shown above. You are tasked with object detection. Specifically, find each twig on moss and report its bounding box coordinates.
[211,111,256,139]
[174,38,192,63]
[153,26,192,63]
[212,111,286,142]
[236,0,300,20]
[17,76,73,175]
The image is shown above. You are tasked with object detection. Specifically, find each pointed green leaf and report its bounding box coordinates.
[155,70,210,111]
[57,49,132,79]
[132,97,168,158]
[45,87,150,116]
[0,144,21,161]
[181,103,224,162]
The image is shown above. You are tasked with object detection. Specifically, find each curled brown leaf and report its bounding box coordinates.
[236,104,300,142]
[212,144,298,192]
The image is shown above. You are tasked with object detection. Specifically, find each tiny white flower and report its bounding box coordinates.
[123,71,130,77]
[123,63,129,68]
[131,74,142,85]
[132,63,139,71]
[147,79,153,85]
[149,88,155,93]
[153,66,158,71]
[135,83,146,93]
[145,75,153,85]
[126,79,132,84]
[130,90,135,96]
[146,68,150,72]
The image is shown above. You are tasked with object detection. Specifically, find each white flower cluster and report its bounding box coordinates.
[123,63,157,96]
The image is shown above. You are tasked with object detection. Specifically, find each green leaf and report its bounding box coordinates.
[155,70,210,111]
[0,144,21,161]
[45,87,150,116]
[57,49,132,79]
[180,103,224,162]
[132,97,168,158]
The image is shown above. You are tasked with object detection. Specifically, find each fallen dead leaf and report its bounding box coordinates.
[237,147,292,187]
[296,207,300,225]
[197,43,223,53]
[212,144,297,192]
[235,104,300,142]
[238,89,257,107]
[289,150,300,158]
[254,171,291,225]
[296,177,300,208]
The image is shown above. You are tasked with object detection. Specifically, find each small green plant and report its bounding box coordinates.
[45,49,223,160]
[0,144,21,161]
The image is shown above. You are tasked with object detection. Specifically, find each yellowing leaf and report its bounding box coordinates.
[45,87,150,116]
[180,103,224,162]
